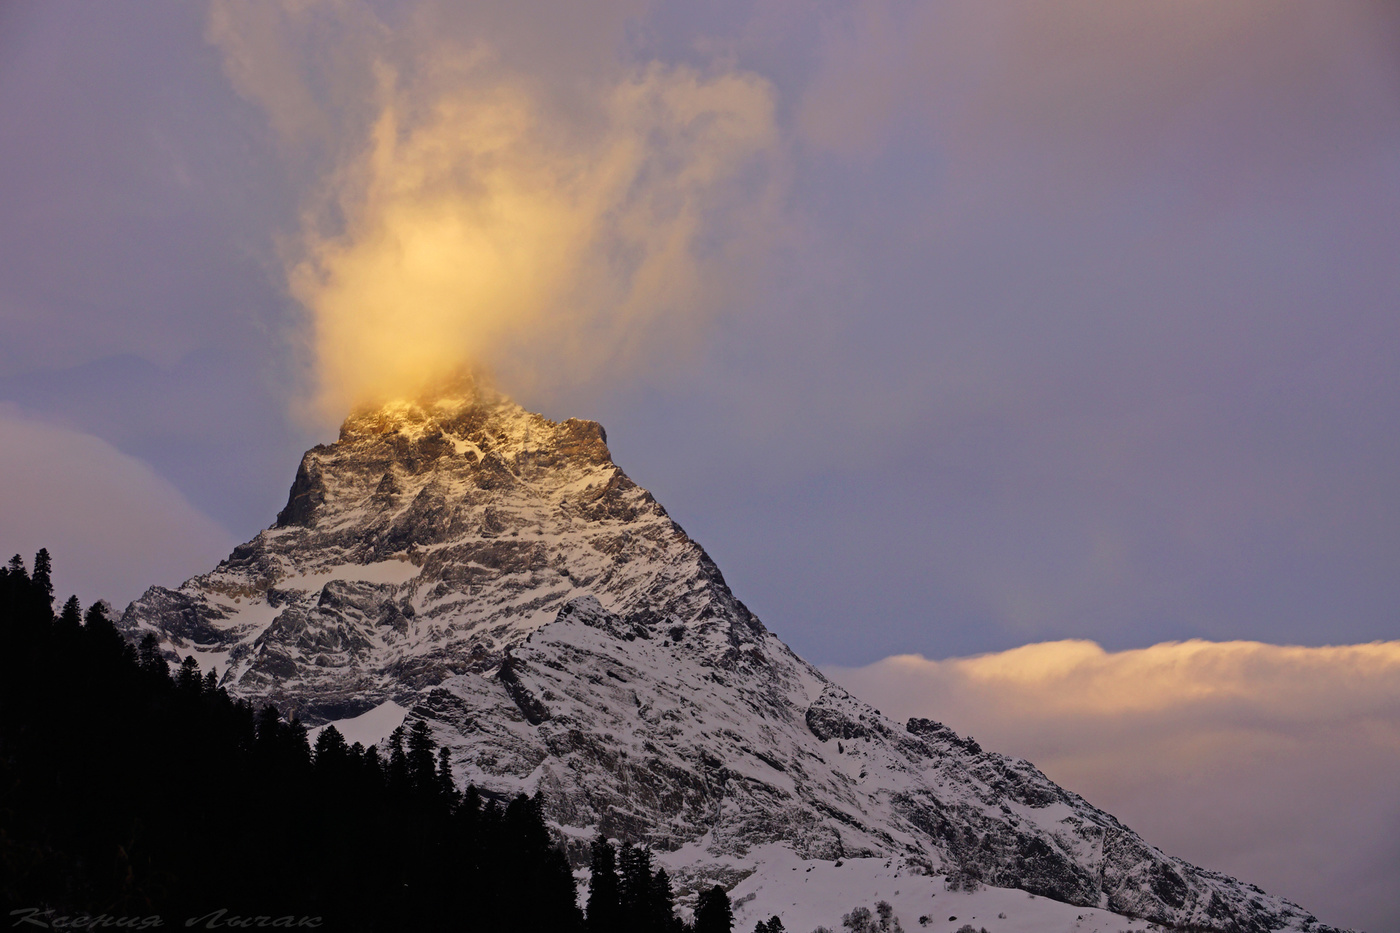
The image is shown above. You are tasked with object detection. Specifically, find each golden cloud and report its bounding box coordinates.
[209,0,784,417]
[874,637,1400,718]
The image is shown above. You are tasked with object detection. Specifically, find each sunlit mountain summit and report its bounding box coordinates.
[123,377,1345,932]
[126,373,723,719]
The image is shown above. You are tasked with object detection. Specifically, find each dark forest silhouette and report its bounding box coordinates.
[1,550,731,931]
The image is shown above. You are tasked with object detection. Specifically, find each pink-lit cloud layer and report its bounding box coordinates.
[829,640,1400,932]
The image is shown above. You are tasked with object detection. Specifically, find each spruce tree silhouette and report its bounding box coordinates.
[138,630,168,678]
[387,724,411,796]
[407,718,437,793]
[57,594,82,633]
[176,655,203,694]
[30,547,54,616]
[696,885,734,933]
[650,867,678,933]
[587,834,623,933]
[314,724,351,772]
[435,746,457,804]
[620,841,654,933]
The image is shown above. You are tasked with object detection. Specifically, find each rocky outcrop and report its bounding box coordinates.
[122,375,734,721]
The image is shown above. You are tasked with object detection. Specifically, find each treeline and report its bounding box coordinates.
[0,550,588,930]
[583,835,743,933]
[0,550,751,931]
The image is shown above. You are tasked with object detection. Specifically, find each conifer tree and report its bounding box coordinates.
[314,724,350,769]
[138,631,168,679]
[587,834,622,933]
[498,793,582,931]
[58,595,82,632]
[619,841,654,932]
[455,783,482,842]
[177,655,203,694]
[30,548,54,616]
[286,714,310,761]
[387,724,411,796]
[696,885,734,933]
[361,743,386,789]
[436,746,457,804]
[650,867,678,932]
[407,718,437,793]
[0,548,588,930]
[0,555,21,611]
[83,600,125,656]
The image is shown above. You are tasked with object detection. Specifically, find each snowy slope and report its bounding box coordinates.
[122,378,1346,933]
[721,846,1161,933]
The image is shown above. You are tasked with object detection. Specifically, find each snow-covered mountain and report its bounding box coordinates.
[122,377,1344,933]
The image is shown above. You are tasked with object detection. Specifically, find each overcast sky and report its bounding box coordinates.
[3,1,1397,660]
[2,3,1397,928]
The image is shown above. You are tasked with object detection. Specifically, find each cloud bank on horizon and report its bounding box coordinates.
[0,407,236,609]
[208,0,784,419]
[827,639,1400,932]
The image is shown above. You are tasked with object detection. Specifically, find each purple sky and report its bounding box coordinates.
[3,6,1399,926]
[4,1,1396,662]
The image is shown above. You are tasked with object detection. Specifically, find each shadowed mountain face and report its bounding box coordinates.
[122,378,1342,933]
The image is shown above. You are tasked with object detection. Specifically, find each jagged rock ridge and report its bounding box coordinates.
[122,378,1344,933]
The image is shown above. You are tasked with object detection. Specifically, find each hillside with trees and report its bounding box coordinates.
[2,550,734,930]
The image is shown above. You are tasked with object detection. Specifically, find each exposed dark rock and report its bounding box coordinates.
[276,454,325,527]
[497,651,550,725]
[806,706,871,742]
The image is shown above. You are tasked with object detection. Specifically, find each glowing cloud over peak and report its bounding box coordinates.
[209,1,783,419]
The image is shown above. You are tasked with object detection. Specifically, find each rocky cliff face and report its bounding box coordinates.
[124,376,741,721]
[122,379,1342,933]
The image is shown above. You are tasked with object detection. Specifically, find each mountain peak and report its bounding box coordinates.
[278,381,614,531]
[126,392,752,722]
[339,370,506,436]
[120,397,1345,933]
